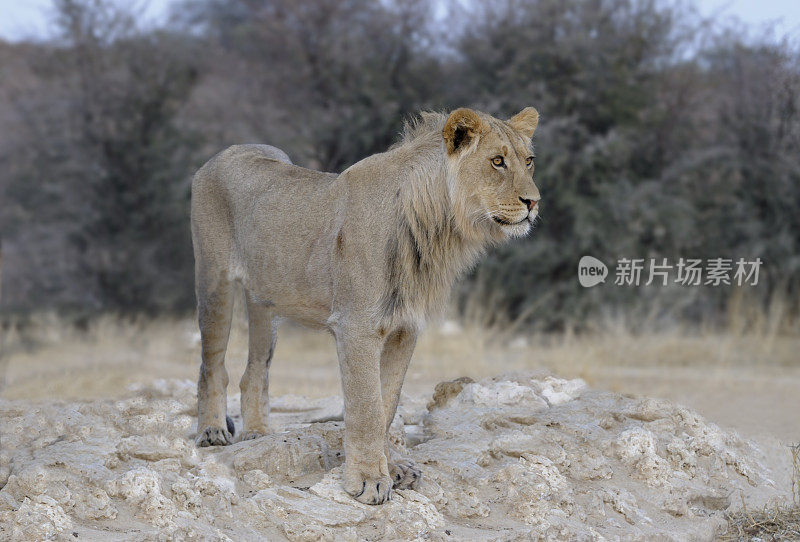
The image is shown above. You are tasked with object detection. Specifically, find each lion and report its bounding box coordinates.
[190,107,541,504]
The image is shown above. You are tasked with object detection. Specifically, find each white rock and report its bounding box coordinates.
[0,372,787,541]
[458,380,548,409]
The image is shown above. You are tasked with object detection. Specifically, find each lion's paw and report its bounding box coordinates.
[390,458,421,489]
[345,475,393,505]
[196,425,233,447]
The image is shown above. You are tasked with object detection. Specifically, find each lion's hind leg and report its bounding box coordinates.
[196,274,235,447]
[388,448,421,490]
[240,293,277,441]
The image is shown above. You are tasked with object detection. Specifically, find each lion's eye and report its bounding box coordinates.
[525,156,533,168]
[490,156,505,168]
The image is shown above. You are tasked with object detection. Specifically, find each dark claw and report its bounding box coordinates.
[355,481,366,498]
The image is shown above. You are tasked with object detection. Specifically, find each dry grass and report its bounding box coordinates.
[794,444,800,507]
[1,300,799,439]
[2,309,799,396]
[723,502,800,541]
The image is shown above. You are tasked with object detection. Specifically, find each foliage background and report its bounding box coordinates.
[1,0,798,329]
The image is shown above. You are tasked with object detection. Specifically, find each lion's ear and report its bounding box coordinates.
[508,107,539,137]
[443,108,486,155]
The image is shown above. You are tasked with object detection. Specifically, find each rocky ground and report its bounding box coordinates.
[0,372,792,541]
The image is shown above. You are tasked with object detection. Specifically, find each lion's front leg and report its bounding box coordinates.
[335,330,392,505]
[380,328,422,490]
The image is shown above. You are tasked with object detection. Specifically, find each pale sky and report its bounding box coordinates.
[0,0,798,42]
[0,0,170,41]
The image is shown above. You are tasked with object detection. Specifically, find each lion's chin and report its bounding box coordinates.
[500,220,531,238]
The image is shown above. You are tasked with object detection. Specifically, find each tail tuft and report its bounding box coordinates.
[226,416,235,437]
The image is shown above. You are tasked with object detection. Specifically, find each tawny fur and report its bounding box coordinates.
[191,108,541,505]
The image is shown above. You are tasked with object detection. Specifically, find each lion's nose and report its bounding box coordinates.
[519,197,539,210]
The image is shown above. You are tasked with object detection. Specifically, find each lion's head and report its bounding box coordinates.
[442,107,541,240]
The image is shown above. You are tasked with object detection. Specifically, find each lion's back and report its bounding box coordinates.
[191,144,338,286]
[230,144,293,166]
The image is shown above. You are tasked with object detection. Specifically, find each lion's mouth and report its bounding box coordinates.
[492,216,526,226]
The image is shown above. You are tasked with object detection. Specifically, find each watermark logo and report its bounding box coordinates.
[578,255,608,288]
[578,256,762,287]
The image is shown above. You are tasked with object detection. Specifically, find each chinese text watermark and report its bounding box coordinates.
[578,257,762,288]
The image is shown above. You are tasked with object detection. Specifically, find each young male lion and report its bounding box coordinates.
[191,107,541,504]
